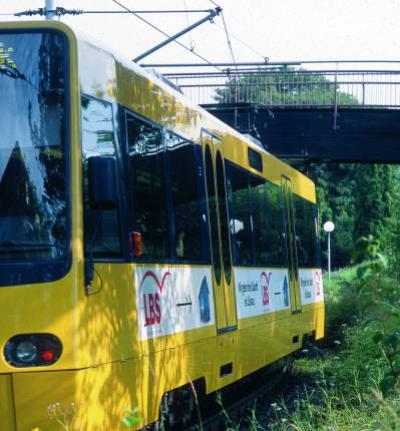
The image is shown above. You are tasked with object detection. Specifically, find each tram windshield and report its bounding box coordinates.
[0,30,69,285]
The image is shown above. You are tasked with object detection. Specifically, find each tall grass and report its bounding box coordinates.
[231,265,400,431]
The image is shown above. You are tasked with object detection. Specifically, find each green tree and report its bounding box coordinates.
[294,163,395,269]
[301,162,357,268]
[353,165,394,248]
[215,66,358,106]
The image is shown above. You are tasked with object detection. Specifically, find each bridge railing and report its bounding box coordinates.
[164,68,400,108]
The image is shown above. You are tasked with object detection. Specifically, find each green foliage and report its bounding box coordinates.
[122,408,142,428]
[294,163,396,269]
[352,236,400,398]
[282,326,391,431]
[214,66,359,106]
[213,262,400,430]
[215,392,240,431]
[386,166,400,274]
[353,166,395,251]
[296,162,358,267]
[352,235,388,283]
[224,265,400,430]
[323,266,359,337]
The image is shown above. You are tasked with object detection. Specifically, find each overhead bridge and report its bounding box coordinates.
[162,62,400,163]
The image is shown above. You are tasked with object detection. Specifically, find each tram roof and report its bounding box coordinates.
[0,20,315,199]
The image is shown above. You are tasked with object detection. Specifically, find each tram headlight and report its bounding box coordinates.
[15,340,38,364]
[4,334,62,367]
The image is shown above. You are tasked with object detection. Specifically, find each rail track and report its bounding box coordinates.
[199,362,289,431]
[144,357,293,431]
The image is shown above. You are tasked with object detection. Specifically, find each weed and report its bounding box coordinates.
[122,407,142,429]
[215,392,241,431]
[228,260,400,431]
[47,402,76,431]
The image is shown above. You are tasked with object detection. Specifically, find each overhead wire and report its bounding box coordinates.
[208,0,267,62]
[219,11,237,67]
[213,21,267,61]
[208,0,221,7]
[214,4,240,128]
[110,0,223,70]
[74,9,215,14]
[183,0,195,51]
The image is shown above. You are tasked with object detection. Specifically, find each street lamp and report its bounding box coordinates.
[323,221,335,280]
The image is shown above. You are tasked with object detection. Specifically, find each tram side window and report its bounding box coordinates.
[81,96,122,258]
[228,165,253,265]
[294,195,319,267]
[126,114,169,259]
[250,177,269,265]
[228,164,286,267]
[264,183,286,266]
[166,133,203,261]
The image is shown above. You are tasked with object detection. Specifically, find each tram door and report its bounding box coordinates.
[202,131,237,332]
[281,176,302,313]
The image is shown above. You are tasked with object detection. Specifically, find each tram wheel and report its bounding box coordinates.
[159,385,197,430]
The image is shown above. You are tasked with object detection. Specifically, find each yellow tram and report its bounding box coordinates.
[0,21,324,430]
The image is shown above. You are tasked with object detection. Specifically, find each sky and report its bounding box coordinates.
[0,0,400,71]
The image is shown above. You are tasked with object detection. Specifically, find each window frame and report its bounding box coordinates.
[226,160,288,269]
[0,29,72,288]
[122,107,209,265]
[81,93,125,262]
[293,194,321,269]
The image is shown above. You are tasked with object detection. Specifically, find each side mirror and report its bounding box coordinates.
[87,156,117,210]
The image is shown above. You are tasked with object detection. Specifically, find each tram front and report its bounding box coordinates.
[0,22,84,431]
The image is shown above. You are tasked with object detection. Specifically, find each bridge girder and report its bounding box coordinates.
[203,103,400,163]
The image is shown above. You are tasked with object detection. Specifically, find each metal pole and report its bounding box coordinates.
[133,7,221,63]
[333,63,338,130]
[328,232,331,280]
[45,0,56,20]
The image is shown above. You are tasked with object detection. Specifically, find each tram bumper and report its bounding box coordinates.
[8,362,140,431]
[0,374,16,431]
[11,369,79,431]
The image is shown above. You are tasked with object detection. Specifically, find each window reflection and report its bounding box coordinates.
[166,133,203,261]
[127,114,169,259]
[0,31,68,269]
[228,164,252,265]
[126,114,206,262]
[81,96,122,258]
[294,196,319,267]
[227,162,286,267]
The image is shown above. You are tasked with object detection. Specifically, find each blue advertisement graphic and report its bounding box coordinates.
[199,276,211,323]
[282,276,290,307]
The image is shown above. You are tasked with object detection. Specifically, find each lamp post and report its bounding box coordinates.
[323,221,335,280]
[45,0,56,20]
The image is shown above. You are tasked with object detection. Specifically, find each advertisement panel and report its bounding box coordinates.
[299,269,324,305]
[135,267,214,341]
[234,268,290,319]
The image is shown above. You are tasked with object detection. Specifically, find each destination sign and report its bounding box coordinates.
[0,42,16,69]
